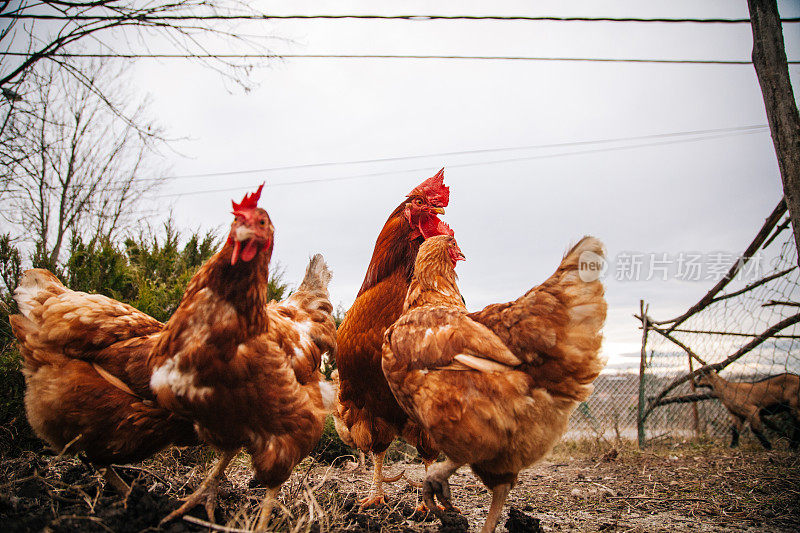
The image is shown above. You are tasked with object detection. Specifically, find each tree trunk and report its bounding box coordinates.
[748,0,800,263]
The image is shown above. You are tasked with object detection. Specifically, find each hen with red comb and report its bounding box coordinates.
[150,184,337,527]
[226,183,271,265]
[335,169,460,509]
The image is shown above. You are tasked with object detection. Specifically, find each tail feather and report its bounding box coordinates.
[528,236,607,399]
[13,268,64,319]
[298,253,332,293]
[553,236,607,335]
[468,236,607,401]
[317,379,337,412]
[10,268,162,373]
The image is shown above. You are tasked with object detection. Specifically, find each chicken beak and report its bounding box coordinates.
[431,207,445,215]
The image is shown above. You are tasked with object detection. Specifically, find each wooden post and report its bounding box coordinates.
[637,300,649,449]
[748,0,800,264]
[687,354,702,437]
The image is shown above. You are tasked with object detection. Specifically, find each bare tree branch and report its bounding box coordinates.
[1,58,166,267]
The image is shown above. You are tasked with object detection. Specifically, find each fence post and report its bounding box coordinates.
[637,299,649,449]
[687,352,702,437]
[748,0,800,265]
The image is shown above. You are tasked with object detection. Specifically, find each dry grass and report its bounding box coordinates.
[1,438,798,532]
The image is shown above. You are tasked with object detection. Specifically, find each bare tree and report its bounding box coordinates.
[0,1,275,89]
[1,58,166,268]
[0,2,282,268]
[0,1,282,151]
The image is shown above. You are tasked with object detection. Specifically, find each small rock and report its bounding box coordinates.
[438,510,469,533]
[600,487,617,498]
[505,507,542,533]
[601,448,618,462]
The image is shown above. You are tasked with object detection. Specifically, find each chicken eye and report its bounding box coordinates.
[413,198,423,206]
[259,220,266,226]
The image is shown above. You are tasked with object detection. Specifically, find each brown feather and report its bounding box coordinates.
[335,200,435,457]
[149,248,336,486]
[10,269,197,464]
[382,235,607,495]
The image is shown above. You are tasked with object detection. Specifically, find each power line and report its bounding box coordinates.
[138,124,770,183]
[149,127,768,200]
[3,52,792,64]
[3,14,800,23]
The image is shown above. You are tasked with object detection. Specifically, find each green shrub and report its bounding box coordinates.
[0,345,40,457]
[0,221,300,455]
[312,415,357,465]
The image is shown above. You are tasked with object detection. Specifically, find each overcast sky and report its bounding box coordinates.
[104,1,800,370]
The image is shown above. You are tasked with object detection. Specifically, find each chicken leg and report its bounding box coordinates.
[481,482,512,533]
[358,450,404,508]
[411,458,453,514]
[161,448,238,524]
[254,486,281,532]
[421,458,462,515]
[343,450,367,472]
[102,467,131,497]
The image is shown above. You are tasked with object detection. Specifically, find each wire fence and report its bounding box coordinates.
[4,202,797,447]
[636,200,800,447]
[566,372,640,441]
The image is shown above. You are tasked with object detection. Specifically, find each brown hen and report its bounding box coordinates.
[382,235,607,532]
[335,169,453,506]
[10,269,198,494]
[149,185,337,527]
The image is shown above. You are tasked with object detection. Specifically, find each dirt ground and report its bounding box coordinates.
[1,439,798,532]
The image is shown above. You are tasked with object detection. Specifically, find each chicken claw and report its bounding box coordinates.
[358,450,404,509]
[160,449,237,525]
[358,493,389,508]
[413,501,460,515]
[421,458,462,517]
[101,467,131,498]
[422,476,454,514]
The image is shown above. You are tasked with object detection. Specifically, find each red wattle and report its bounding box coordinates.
[231,240,242,265]
[418,213,451,239]
[241,240,260,262]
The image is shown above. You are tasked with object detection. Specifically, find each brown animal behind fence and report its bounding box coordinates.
[695,370,799,449]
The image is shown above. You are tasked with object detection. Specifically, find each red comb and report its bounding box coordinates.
[440,220,455,237]
[232,183,264,213]
[408,168,449,207]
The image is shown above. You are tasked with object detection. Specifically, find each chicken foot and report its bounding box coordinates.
[481,482,512,533]
[160,448,238,525]
[421,458,462,516]
[343,450,366,472]
[77,455,132,498]
[358,450,405,508]
[253,486,281,532]
[102,466,132,497]
[410,458,456,514]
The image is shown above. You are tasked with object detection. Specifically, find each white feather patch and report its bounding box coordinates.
[295,320,314,350]
[150,357,213,401]
[13,273,52,318]
[318,380,336,412]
